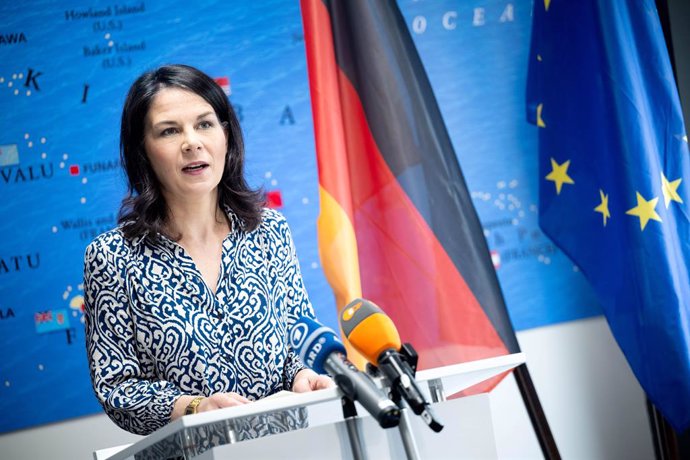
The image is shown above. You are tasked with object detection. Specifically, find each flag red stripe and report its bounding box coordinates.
[301,0,353,219]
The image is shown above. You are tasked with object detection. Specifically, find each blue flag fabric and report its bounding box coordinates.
[527,0,690,431]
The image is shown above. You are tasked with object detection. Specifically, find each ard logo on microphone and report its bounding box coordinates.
[289,323,309,349]
[306,337,327,368]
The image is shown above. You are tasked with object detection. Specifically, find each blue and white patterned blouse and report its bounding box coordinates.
[84,208,314,435]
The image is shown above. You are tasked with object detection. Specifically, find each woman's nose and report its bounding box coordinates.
[182,128,202,152]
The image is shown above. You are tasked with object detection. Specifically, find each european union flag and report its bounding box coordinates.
[527,0,690,430]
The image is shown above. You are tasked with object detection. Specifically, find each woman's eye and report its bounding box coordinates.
[160,127,178,137]
[198,120,214,129]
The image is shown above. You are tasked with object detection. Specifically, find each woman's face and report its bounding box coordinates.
[143,87,227,206]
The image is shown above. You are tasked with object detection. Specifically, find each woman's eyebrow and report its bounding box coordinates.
[152,120,177,128]
[152,112,215,128]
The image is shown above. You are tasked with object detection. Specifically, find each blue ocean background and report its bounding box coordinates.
[0,0,599,432]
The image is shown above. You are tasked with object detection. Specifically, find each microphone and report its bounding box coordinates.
[340,298,444,432]
[289,316,401,428]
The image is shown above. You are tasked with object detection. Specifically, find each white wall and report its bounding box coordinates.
[0,413,141,460]
[0,316,655,460]
[491,316,655,459]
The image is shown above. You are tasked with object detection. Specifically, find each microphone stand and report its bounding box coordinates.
[368,364,422,460]
[391,394,422,460]
[341,396,368,460]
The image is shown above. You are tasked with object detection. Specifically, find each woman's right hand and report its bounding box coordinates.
[172,392,251,421]
[196,392,251,412]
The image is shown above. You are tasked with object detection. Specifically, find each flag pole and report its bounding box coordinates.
[513,364,561,459]
[646,400,680,460]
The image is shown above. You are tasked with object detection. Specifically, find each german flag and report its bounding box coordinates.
[301,0,520,388]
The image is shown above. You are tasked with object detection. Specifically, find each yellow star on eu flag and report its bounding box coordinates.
[660,172,683,208]
[625,192,662,230]
[537,103,546,128]
[594,189,610,226]
[545,158,574,194]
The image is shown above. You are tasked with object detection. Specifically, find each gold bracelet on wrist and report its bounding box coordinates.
[185,396,204,415]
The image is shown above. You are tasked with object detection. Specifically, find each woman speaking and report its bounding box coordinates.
[83,64,331,435]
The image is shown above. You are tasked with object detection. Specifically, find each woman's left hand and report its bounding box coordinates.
[292,368,335,392]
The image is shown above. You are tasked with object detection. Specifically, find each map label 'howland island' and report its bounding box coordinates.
[64,2,146,21]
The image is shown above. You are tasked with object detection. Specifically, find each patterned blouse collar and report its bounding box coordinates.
[126,205,248,249]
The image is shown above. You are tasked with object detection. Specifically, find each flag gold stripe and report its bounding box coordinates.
[317,185,366,367]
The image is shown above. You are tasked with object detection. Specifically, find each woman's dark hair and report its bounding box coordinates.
[118,64,263,240]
